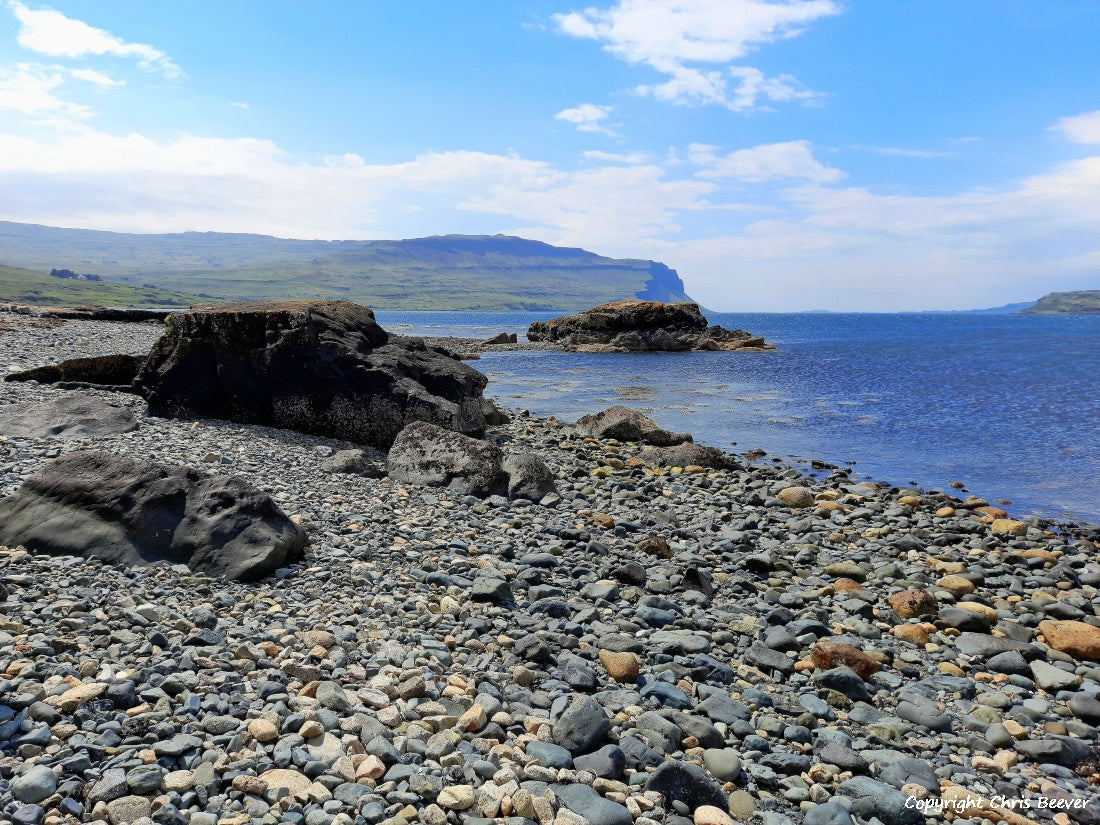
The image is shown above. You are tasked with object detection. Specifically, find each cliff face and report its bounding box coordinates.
[636,261,693,303]
[1021,291,1100,315]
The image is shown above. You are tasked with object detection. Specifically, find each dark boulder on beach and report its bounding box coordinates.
[133,300,501,448]
[386,420,557,500]
[5,353,145,389]
[571,405,692,446]
[526,299,773,352]
[0,394,137,439]
[0,451,306,580]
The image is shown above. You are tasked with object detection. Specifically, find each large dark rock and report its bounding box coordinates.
[6,354,145,389]
[133,301,499,448]
[0,451,306,581]
[570,405,691,446]
[0,395,137,439]
[386,421,557,500]
[527,300,772,352]
[645,760,728,812]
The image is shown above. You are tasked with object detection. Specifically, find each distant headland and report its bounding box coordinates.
[1020,290,1100,315]
[0,221,691,311]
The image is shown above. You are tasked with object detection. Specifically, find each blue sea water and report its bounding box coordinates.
[375,310,1100,525]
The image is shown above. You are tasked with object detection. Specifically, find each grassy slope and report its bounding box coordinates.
[0,223,692,311]
[0,264,203,307]
[1021,290,1100,315]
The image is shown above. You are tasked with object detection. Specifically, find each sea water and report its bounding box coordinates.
[375,310,1100,525]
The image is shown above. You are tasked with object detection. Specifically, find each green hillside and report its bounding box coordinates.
[1020,290,1100,315]
[0,221,693,311]
[0,264,202,307]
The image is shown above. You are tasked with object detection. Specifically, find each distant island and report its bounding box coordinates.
[1020,290,1100,315]
[0,221,692,311]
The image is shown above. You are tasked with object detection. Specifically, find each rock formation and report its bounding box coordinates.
[527,300,773,352]
[6,354,145,389]
[0,451,306,580]
[133,300,503,448]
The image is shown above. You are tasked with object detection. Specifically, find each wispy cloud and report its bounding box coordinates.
[690,140,844,182]
[0,62,92,118]
[69,67,123,87]
[554,103,616,135]
[7,0,181,78]
[1053,109,1100,144]
[554,0,840,109]
[230,100,250,110]
[582,149,651,164]
[852,145,957,159]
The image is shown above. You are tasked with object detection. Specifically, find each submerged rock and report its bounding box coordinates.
[133,300,500,448]
[526,299,773,352]
[0,450,306,580]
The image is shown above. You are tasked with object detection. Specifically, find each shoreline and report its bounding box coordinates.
[1,314,1099,824]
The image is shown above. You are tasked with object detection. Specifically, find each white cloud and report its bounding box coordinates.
[230,100,250,110]
[1053,110,1100,144]
[555,103,616,135]
[690,140,844,182]
[69,67,122,87]
[853,145,956,159]
[7,1,180,78]
[0,62,91,118]
[582,149,651,164]
[555,0,839,108]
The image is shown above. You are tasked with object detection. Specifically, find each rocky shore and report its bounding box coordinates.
[1,312,1099,825]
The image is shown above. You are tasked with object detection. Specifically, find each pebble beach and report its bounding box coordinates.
[1,312,1098,825]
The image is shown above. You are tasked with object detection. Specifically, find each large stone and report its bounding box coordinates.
[811,640,880,680]
[527,300,771,352]
[570,405,691,446]
[0,451,306,581]
[387,421,505,496]
[133,300,499,448]
[387,422,555,500]
[553,695,610,755]
[1039,620,1100,661]
[645,760,728,813]
[501,453,558,500]
[0,394,137,439]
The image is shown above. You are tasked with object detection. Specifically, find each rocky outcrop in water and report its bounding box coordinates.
[527,300,773,352]
[133,300,503,448]
[0,451,306,580]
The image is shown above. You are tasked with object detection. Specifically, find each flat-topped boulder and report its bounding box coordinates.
[526,300,773,352]
[133,300,502,448]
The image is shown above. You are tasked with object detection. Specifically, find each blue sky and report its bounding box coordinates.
[0,1,1098,311]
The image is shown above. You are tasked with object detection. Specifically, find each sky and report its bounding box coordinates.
[0,1,1098,311]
